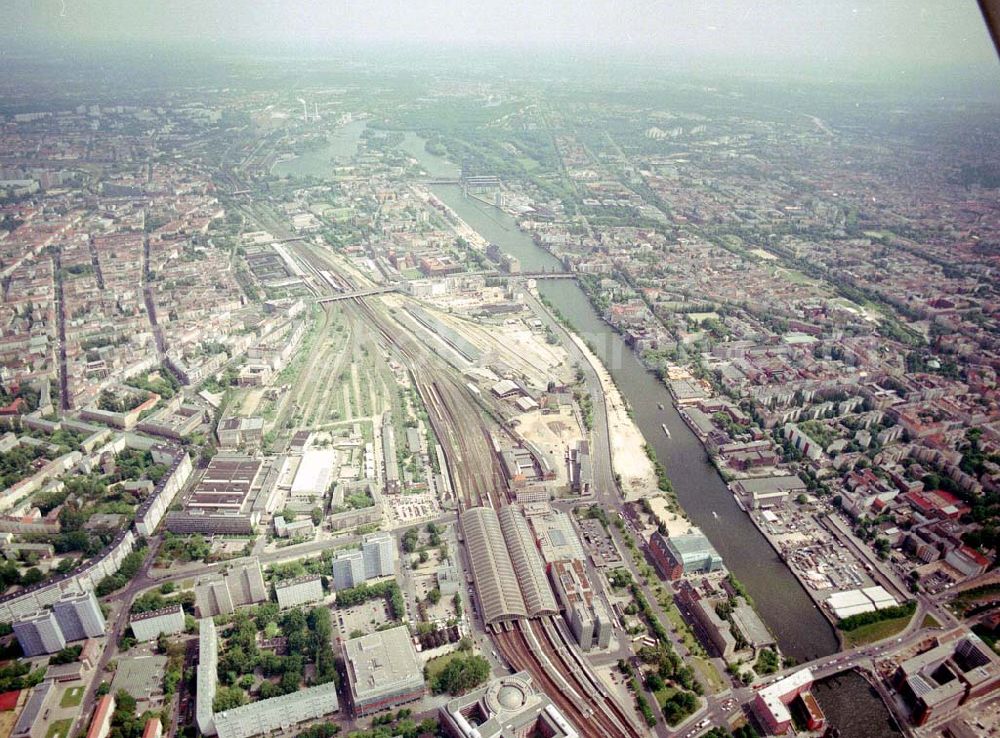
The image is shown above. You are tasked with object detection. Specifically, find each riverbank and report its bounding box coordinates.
[562,326,659,501]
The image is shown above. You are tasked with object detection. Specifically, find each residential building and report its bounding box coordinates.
[11,680,56,738]
[129,604,185,642]
[196,619,218,736]
[214,685,339,738]
[362,532,396,579]
[331,549,365,591]
[194,557,267,617]
[85,694,116,738]
[52,591,106,641]
[275,575,324,609]
[13,610,65,656]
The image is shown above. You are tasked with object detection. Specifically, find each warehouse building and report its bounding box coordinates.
[460,507,527,624]
[342,625,424,716]
[440,671,579,738]
[825,586,897,620]
[52,591,106,641]
[13,610,65,656]
[275,575,324,609]
[130,604,185,642]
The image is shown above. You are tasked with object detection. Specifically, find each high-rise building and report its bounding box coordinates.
[13,610,66,656]
[52,592,106,641]
[194,557,266,617]
[331,550,365,591]
[362,532,396,579]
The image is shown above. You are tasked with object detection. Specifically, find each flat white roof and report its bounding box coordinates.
[862,585,896,608]
[291,449,336,496]
[757,668,814,724]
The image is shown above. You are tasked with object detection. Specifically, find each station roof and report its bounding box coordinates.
[460,507,527,624]
[498,506,558,616]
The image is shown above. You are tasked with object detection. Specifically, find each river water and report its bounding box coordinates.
[279,129,899,737]
[271,119,368,177]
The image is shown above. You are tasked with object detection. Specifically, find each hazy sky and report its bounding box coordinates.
[2,0,997,74]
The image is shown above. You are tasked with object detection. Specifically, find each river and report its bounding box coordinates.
[279,128,898,737]
[271,119,368,177]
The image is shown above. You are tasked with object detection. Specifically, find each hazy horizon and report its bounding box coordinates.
[1,0,997,82]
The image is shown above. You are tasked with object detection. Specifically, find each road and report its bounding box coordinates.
[71,538,163,738]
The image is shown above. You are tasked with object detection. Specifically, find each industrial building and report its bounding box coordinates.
[129,604,186,642]
[214,685,339,738]
[275,575,324,609]
[342,625,424,716]
[196,619,218,736]
[382,414,399,493]
[549,559,612,651]
[893,632,1000,725]
[648,529,724,580]
[287,449,336,512]
[194,557,268,617]
[13,610,65,656]
[460,507,527,624]
[732,475,808,509]
[166,455,274,535]
[52,591,106,641]
[439,671,578,738]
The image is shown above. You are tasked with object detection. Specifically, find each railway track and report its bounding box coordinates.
[284,233,642,738]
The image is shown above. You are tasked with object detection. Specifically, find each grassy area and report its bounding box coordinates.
[665,604,700,653]
[654,685,678,707]
[693,656,726,694]
[841,613,913,648]
[59,686,84,708]
[46,719,73,738]
[922,614,941,630]
[424,650,463,683]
